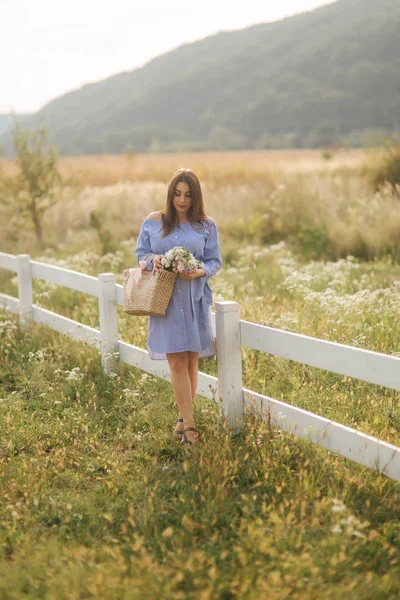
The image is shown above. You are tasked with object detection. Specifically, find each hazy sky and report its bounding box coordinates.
[0,0,334,113]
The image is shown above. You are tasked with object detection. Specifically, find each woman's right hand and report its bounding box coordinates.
[152,254,165,271]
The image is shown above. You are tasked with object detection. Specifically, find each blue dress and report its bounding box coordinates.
[135,218,222,360]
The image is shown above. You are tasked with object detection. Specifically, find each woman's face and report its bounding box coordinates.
[172,181,192,219]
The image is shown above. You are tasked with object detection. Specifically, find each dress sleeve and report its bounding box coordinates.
[135,220,155,271]
[202,219,222,279]
[192,219,222,304]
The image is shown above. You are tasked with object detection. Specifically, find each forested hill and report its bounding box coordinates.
[2,0,400,155]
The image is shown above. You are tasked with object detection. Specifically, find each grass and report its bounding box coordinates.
[0,314,399,599]
[1,149,400,598]
[3,148,399,264]
[1,148,365,187]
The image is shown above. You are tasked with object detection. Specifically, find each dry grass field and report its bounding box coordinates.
[1,148,365,187]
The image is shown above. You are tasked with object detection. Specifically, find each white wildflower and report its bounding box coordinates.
[331,499,347,513]
[332,524,342,534]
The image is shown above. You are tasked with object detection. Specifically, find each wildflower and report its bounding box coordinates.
[352,530,366,539]
[65,367,83,381]
[331,499,346,513]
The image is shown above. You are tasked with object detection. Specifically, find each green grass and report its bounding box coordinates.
[0,318,399,599]
[1,241,400,598]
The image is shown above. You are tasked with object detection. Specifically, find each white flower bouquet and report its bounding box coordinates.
[161,246,204,273]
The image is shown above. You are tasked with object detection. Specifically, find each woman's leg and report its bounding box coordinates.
[166,351,195,427]
[175,352,199,426]
[188,351,199,400]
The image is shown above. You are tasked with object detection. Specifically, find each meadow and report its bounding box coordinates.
[0,148,400,599]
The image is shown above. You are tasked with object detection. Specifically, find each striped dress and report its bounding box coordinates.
[135,218,222,359]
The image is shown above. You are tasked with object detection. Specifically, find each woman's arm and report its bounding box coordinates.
[202,219,222,279]
[178,220,222,280]
[135,220,155,271]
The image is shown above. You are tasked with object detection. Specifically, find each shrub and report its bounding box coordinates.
[372,144,400,192]
[89,209,117,255]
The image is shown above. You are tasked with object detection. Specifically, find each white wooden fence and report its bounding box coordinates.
[1,251,400,482]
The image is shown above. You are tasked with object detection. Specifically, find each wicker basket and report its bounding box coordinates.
[123,267,178,316]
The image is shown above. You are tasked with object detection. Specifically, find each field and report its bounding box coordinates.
[1,149,400,599]
[1,148,364,186]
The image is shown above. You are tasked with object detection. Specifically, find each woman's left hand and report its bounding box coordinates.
[178,268,205,280]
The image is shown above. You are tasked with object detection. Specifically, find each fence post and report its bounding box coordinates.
[98,272,119,375]
[17,254,33,331]
[215,301,244,435]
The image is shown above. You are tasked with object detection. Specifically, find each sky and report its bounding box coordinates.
[0,0,334,114]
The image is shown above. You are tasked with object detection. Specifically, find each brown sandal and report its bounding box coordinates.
[180,427,200,445]
[174,418,184,437]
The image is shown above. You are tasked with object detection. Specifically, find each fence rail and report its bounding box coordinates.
[1,251,400,481]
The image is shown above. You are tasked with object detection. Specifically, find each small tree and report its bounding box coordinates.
[0,120,62,243]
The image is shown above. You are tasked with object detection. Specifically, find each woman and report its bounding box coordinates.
[135,168,222,446]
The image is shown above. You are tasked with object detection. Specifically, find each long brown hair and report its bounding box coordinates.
[160,168,209,237]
